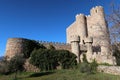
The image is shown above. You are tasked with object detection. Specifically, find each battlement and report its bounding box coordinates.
[70,35,80,42]
[38,40,69,45]
[76,13,86,21]
[90,6,104,16]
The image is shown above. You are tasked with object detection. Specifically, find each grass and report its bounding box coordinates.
[0,69,120,80]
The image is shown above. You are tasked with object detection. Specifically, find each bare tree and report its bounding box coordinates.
[107,3,120,44]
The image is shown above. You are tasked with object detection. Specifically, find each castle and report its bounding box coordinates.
[5,6,116,65]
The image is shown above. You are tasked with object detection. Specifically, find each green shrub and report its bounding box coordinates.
[23,40,46,58]
[80,54,98,74]
[9,54,25,73]
[89,59,98,73]
[113,46,120,66]
[56,50,77,69]
[30,49,77,71]
[82,54,88,63]
[0,60,10,75]
[80,62,90,73]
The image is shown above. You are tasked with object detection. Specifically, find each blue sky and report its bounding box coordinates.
[0,0,120,56]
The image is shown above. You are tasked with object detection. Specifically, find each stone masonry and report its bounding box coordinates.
[66,6,116,65]
[5,6,116,66]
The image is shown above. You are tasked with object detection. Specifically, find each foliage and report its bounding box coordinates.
[113,45,120,66]
[23,40,46,58]
[80,54,98,74]
[89,59,98,73]
[0,54,25,76]
[107,3,120,43]
[0,59,10,75]
[56,50,77,69]
[30,49,57,71]
[8,54,25,73]
[30,49,77,71]
[82,54,88,63]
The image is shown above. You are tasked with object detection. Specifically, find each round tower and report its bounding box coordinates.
[5,38,31,59]
[89,6,111,56]
[76,14,87,44]
[70,35,80,63]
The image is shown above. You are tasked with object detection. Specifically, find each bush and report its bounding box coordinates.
[113,46,120,65]
[9,54,25,73]
[0,54,25,75]
[89,59,98,73]
[80,62,90,73]
[30,49,77,71]
[80,54,98,74]
[23,40,46,58]
[0,59,10,75]
[56,50,77,69]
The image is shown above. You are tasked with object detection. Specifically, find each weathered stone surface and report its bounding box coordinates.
[98,65,120,75]
[24,59,40,72]
[66,6,116,65]
[5,38,31,59]
[4,6,116,67]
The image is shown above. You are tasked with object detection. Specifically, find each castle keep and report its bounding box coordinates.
[5,6,116,65]
[66,6,116,64]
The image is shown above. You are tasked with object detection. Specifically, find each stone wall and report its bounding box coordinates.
[24,59,40,72]
[66,6,115,64]
[5,38,32,59]
[5,38,71,59]
[39,41,71,51]
[98,65,120,75]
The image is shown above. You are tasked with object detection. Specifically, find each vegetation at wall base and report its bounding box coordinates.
[30,49,77,71]
[113,45,120,66]
[23,40,46,58]
[79,54,98,74]
[0,54,25,77]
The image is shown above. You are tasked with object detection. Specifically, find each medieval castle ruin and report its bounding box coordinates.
[5,6,116,65]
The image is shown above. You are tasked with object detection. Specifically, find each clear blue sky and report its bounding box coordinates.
[0,0,120,56]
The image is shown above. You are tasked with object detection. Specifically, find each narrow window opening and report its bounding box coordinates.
[96,10,97,13]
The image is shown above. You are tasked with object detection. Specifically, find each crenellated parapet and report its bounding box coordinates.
[38,40,69,45]
[90,6,104,16]
[70,35,80,42]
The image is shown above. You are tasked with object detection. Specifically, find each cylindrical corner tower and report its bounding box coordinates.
[70,35,80,63]
[5,38,31,59]
[76,14,87,44]
[84,37,93,62]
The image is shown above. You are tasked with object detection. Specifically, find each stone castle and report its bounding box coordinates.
[66,6,116,65]
[5,6,116,65]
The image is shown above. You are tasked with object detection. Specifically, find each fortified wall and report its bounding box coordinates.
[5,38,31,59]
[5,38,71,59]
